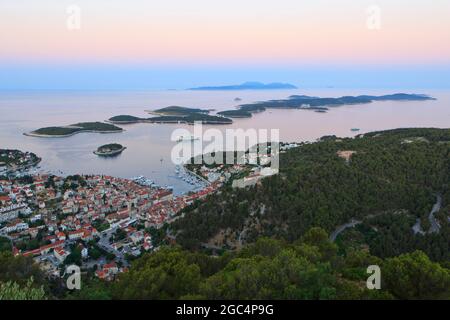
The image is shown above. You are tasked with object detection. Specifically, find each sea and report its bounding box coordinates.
[0,88,449,195]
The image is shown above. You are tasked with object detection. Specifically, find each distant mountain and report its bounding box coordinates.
[188,82,298,91]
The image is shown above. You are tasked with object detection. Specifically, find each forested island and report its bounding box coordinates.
[218,93,436,118]
[109,107,233,125]
[147,106,209,116]
[106,115,144,124]
[25,122,123,137]
[147,113,232,124]
[217,110,253,118]
[113,93,433,124]
[93,143,126,157]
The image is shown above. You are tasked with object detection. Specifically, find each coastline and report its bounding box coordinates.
[4,157,42,174]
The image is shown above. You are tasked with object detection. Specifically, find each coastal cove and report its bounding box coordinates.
[0,88,449,196]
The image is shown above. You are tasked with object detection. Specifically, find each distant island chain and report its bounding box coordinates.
[23,93,435,137]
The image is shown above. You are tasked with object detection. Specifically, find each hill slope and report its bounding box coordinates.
[172,128,450,262]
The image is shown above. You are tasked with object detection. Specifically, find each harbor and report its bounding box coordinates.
[130,163,209,197]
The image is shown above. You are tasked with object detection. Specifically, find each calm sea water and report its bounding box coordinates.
[0,89,449,194]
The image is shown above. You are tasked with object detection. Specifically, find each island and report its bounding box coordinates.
[25,122,123,137]
[109,114,232,125]
[106,115,144,124]
[221,93,436,119]
[217,110,252,118]
[147,113,233,125]
[93,143,126,157]
[108,107,233,125]
[0,149,41,173]
[146,106,209,116]
[188,81,298,91]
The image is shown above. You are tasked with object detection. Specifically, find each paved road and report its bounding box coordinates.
[330,219,362,242]
[428,194,442,233]
[98,227,129,267]
[330,194,443,241]
[412,194,442,235]
[412,218,425,235]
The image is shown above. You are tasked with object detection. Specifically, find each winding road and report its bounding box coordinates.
[329,219,362,242]
[427,194,442,234]
[412,194,442,235]
[330,194,443,241]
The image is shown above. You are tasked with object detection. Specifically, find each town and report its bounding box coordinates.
[0,144,283,284]
[0,173,222,281]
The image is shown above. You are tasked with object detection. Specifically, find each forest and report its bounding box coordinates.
[2,228,448,300]
[172,128,449,263]
[1,128,448,300]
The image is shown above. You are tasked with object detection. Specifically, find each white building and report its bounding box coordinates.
[0,204,29,223]
[3,220,29,233]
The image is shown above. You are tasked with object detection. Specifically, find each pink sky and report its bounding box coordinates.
[1,0,450,66]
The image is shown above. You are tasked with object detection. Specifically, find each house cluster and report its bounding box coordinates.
[231,166,279,189]
[190,162,279,189]
[0,149,39,172]
[0,172,224,280]
[146,180,222,225]
[95,262,127,281]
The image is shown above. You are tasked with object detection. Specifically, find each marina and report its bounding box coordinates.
[131,164,208,196]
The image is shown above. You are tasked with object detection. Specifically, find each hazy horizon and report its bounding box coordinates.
[1,0,450,90]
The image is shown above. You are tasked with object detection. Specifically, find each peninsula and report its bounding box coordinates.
[25,122,123,137]
[0,149,41,174]
[93,143,126,157]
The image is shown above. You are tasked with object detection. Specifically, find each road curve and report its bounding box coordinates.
[428,194,442,233]
[330,219,362,242]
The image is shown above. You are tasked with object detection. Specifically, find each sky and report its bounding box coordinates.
[1,0,450,89]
